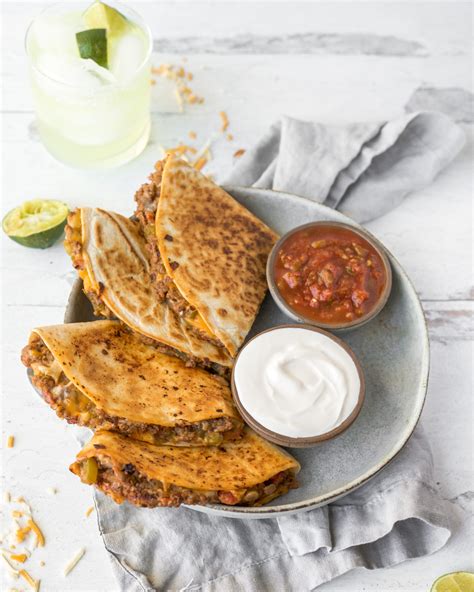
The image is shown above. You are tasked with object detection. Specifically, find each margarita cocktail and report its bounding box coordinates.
[26,2,152,168]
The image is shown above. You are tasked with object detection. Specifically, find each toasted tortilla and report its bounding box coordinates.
[156,156,278,356]
[71,428,300,506]
[31,321,239,428]
[67,207,232,368]
[23,321,243,447]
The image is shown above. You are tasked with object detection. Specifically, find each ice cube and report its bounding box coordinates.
[30,12,82,57]
[110,31,147,82]
[82,59,116,84]
[35,54,113,90]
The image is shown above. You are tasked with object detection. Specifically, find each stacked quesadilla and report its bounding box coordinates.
[23,157,300,508]
[22,320,243,447]
[64,207,232,375]
[134,155,278,357]
[70,429,300,507]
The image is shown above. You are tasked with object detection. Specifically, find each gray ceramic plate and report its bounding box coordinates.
[63,187,429,519]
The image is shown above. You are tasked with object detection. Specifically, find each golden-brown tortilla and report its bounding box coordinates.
[156,156,278,356]
[79,207,232,367]
[74,428,300,492]
[33,321,239,426]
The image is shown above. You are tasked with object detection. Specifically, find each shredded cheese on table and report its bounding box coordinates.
[193,156,208,171]
[26,519,45,548]
[64,547,86,576]
[10,553,27,563]
[7,435,15,448]
[16,526,31,543]
[1,552,19,575]
[219,111,230,132]
[85,506,94,518]
[19,569,40,591]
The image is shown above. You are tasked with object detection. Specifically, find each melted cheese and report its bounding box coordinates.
[32,359,63,382]
[153,263,215,338]
[186,312,214,336]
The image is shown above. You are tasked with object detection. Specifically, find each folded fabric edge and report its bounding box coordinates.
[278,477,457,557]
[94,491,154,592]
[192,516,451,592]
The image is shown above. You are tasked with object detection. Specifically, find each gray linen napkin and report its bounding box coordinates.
[92,112,465,592]
[223,112,465,222]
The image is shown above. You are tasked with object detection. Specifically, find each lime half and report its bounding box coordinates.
[76,28,108,68]
[83,2,129,41]
[431,572,474,592]
[2,200,69,249]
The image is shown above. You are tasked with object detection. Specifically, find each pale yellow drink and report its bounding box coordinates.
[26,2,152,169]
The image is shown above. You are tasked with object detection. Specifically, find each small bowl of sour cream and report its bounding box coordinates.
[231,325,365,447]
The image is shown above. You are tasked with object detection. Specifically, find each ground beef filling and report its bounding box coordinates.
[74,457,298,508]
[22,337,242,446]
[134,166,224,349]
[135,331,230,379]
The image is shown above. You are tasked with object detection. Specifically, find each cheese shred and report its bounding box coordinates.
[7,435,15,448]
[27,519,45,548]
[16,526,31,543]
[85,506,94,518]
[64,547,86,576]
[219,111,229,132]
[19,569,40,591]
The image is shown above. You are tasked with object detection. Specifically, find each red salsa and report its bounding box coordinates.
[274,225,387,325]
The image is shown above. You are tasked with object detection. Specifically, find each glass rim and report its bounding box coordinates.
[24,1,153,88]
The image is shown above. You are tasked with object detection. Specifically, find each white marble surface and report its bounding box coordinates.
[1,1,473,591]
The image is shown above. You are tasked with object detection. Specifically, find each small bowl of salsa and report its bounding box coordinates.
[267,221,392,331]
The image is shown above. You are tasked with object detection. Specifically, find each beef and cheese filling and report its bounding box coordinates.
[21,335,242,447]
[71,456,298,508]
[136,332,230,379]
[134,163,223,348]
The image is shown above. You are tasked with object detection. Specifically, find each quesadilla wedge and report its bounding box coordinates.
[134,155,278,357]
[70,428,300,507]
[21,320,243,446]
[64,207,232,374]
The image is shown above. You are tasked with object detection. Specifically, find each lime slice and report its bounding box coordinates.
[431,572,474,592]
[83,2,129,41]
[76,28,108,69]
[2,200,69,249]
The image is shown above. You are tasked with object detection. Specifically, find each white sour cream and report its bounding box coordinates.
[234,327,361,438]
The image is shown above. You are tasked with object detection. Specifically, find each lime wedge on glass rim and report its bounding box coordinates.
[431,572,474,592]
[76,28,108,68]
[83,2,129,41]
[2,200,69,249]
